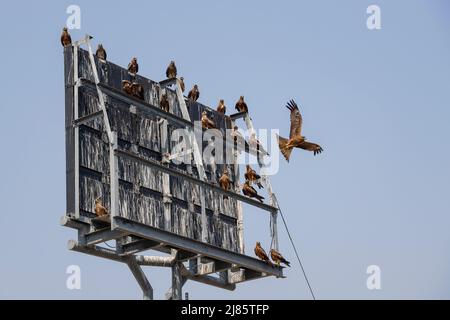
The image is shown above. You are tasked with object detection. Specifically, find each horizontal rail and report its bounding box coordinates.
[113,217,283,278]
[116,149,278,213]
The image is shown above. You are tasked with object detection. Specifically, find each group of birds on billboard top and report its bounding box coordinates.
[61,27,323,269]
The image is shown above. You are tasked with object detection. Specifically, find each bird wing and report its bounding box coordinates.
[299,141,323,155]
[287,100,303,139]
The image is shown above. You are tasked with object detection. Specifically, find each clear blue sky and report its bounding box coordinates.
[0,0,449,299]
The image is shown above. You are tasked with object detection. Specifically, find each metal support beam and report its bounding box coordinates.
[113,217,284,277]
[127,259,153,300]
[82,228,126,246]
[118,239,162,256]
[135,255,175,267]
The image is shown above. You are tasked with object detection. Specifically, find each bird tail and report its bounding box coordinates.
[283,259,291,267]
[256,195,265,203]
[257,181,264,189]
[277,134,293,162]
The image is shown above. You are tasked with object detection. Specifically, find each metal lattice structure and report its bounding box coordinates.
[61,35,284,299]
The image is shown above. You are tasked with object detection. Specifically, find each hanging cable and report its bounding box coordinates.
[276,202,316,300]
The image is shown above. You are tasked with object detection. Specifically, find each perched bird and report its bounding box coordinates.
[277,100,323,162]
[128,57,139,75]
[201,111,216,129]
[242,180,264,203]
[179,77,185,93]
[94,198,109,217]
[245,165,263,189]
[122,80,133,95]
[235,96,248,113]
[270,249,291,267]
[254,242,270,263]
[219,169,231,199]
[96,44,107,61]
[60,27,72,47]
[216,99,226,115]
[160,94,170,112]
[166,60,177,79]
[188,84,200,102]
[131,82,145,100]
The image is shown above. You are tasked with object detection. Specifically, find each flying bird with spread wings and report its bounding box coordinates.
[277,100,323,162]
[201,111,216,129]
[188,84,200,101]
[95,198,109,217]
[217,99,226,115]
[60,27,72,47]
[219,169,231,199]
[160,94,170,112]
[254,242,270,263]
[166,61,177,79]
[96,44,107,61]
[245,165,263,189]
[270,249,291,267]
[128,57,139,75]
[242,180,264,203]
[235,96,248,113]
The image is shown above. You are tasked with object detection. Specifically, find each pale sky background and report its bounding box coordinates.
[0,0,449,299]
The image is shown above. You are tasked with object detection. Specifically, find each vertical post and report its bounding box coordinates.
[110,132,119,229]
[171,250,183,300]
[160,118,172,231]
[73,44,80,219]
[231,120,245,254]
[127,259,153,300]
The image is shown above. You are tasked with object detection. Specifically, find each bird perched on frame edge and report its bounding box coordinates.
[235,96,248,113]
[166,61,177,79]
[217,99,226,115]
[219,169,231,199]
[95,198,109,217]
[160,94,170,112]
[270,249,291,267]
[122,80,133,95]
[242,180,264,203]
[254,242,270,263]
[277,100,323,162]
[60,27,72,47]
[188,84,200,101]
[128,57,139,75]
[201,111,216,129]
[245,165,263,189]
[96,44,107,61]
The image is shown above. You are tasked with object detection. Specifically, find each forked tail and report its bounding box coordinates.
[277,134,293,162]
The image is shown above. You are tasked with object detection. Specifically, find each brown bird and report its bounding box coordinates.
[270,249,291,267]
[131,82,145,100]
[254,242,270,263]
[166,60,177,79]
[231,126,244,143]
[216,99,226,115]
[179,77,185,93]
[201,111,216,129]
[60,27,72,47]
[94,198,109,217]
[122,80,133,95]
[128,57,139,75]
[242,180,264,203]
[96,44,107,61]
[235,96,248,113]
[245,165,263,189]
[219,169,231,199]
[188,84,200,102]
[160,94,170,112]
[277,100,323,162]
